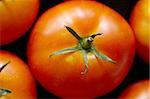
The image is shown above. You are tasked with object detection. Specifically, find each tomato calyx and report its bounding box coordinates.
[49,26,116,74]
[0,61,11,97]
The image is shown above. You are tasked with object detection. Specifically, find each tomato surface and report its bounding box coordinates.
[130,0,150,63]
[0,50,37,99]
[27,1,135,98]
[119,80,150,99]
[0,0,39,45]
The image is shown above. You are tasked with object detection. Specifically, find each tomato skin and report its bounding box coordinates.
[130,0,150,63]
[27,1,135,97]
[119,80,150,99]
[0,51,37,99]
[0,0,39,45]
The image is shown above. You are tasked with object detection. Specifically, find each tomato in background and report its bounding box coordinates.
[119,80,150,99]
[0,50,37,99]
[28,1,135,98]
[0,0,39,45]
[130,0,150,63]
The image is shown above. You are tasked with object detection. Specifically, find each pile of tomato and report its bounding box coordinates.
[0,0,149,98]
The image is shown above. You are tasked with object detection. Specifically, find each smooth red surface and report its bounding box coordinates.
[0,0,39,45]
[130,0,150,63]
[119,80,150,99]
[0,51,37,99]
[28,1,135,98]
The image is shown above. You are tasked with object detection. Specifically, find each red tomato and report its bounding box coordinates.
[130,0,150,63]
[0,0,39,45]
[119,80,150,99]
[27,1,135,98]
[0,51,37,99]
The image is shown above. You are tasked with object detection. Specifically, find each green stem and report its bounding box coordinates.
[79,33,102,50]
[80,50,88,75]
[91,33,102,38]
[65,26,82,41]
[49,26,116,74]
[49,46,79,57]
[91,45,116,64]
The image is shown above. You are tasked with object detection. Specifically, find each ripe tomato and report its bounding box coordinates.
[0,50,37,99]
[130,0,150,63]
[0,0,39,45]
[119,80,150,99]
[27,1,135,98]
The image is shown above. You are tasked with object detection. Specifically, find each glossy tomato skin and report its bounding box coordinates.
[0,0,39,45]
[0,51,37,99]
[119,80,150,99]
[130,0,150,63]
[28,1,135,98]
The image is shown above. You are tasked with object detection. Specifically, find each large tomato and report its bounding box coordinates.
[119,80,150,99]
[0,50,37,99]
[27,1,135,98]
[0,0,39,45]
[130,0,150,63]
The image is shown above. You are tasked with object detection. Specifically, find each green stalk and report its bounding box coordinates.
[49,26,116,74]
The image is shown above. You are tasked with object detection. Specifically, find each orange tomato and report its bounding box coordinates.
[0,50,37,99]
[0,0,39,45]
[28,1,135,98]
[130,0,150,63]
[119,80,150,99]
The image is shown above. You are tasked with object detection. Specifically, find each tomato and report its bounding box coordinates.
[27,1,135,98]
[130,0,150,63]
[0,50,37,99]
[0,0,39,45]
[119,80,150,99]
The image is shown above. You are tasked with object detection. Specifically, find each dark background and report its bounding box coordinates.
[1,0,149,98]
